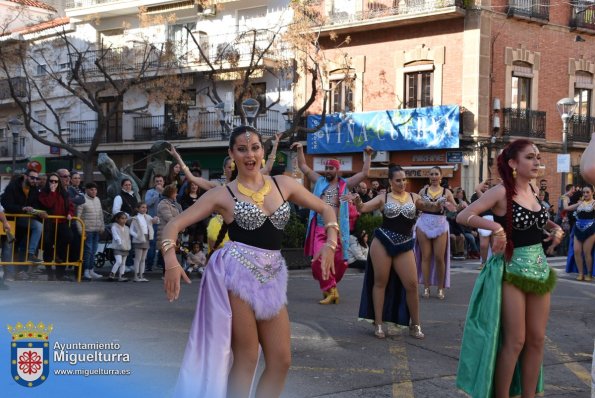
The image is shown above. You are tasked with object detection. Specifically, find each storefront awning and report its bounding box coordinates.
[369,165,455,179]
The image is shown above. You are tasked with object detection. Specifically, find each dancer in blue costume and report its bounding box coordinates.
[565,184,595,280]
[456,139,563,398]
[161,126,338,398]
[350,164,455,339]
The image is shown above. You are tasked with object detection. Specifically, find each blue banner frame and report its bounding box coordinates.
[306,105,460,154]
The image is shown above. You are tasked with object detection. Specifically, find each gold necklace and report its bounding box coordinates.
[390,191,409,204]
[428,186,442,199]
[236,178,271,208]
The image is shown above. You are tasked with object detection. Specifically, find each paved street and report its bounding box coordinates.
[1,256,592,397]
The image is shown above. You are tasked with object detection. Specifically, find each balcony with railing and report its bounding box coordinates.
[570,1,595,31]
[134,110,281,141]
[569,115,595,143]
[507,0,549,22]
[502,108,546,139]
[67,120,123,145]
[322,0,466,33]
[0,77,27,101]
[133,115,190,141]
[0,139,24,157]
[69,44,172,75]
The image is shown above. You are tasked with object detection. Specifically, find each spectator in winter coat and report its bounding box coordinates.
[77,182,105,280]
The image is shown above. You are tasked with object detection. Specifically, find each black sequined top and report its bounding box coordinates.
[576,201,595,220]
[382,193,417,236]
[225,177,291,250]
[420,187,446,215]
[493,196,549,248]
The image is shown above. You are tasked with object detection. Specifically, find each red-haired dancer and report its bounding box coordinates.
[456,139,563,397]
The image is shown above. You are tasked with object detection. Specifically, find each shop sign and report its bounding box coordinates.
[313,156,353,172]
[446,151,463,163]
[307,105,460,154]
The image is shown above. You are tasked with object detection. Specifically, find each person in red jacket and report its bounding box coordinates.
[38,172,75,281]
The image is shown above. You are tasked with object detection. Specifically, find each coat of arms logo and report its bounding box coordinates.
[7,321,53,387]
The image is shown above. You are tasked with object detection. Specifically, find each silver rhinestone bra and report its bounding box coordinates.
[511,201,548,231]
[233,201,291,231]
[383,201,417,219]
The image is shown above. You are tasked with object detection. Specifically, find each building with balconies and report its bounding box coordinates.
[1,0,295,184]
[297,0,595,199]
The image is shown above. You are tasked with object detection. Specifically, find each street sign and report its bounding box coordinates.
[557,154,570,173]
[446,151,463,163]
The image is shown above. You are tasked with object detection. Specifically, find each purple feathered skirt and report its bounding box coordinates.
[174,241,287,398]
[414,213,451,288]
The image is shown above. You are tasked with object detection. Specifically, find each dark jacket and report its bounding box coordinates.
[0,175,41,214]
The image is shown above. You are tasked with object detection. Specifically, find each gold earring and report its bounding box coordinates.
[512,168,517,179]
[261,159,266,168]
[231,160,236,171]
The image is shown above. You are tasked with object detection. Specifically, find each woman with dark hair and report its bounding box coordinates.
[565,184,595,280]
[38,172,74,281]
[352,165,450,339]
[456,139,563,397]
[347,229,369,271]
[415,166,457,299]
[179,182,206,244]
[161,126,337,398]
[166,162,183,187]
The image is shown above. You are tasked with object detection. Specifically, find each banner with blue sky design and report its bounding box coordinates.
[306,105,460,154]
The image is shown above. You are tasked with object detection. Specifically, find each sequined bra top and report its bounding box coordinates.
[420,187,446,215]
[226,177,291,250]
[576,201,595,220]
[493,195,549,248]
[381,192,417,236]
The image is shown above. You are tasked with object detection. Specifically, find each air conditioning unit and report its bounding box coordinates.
[371,150,389,162]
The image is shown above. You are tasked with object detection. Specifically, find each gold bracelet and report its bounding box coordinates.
[492,227,504,235]
[161,244,175,255]
[165,264,182,271]
[325,222,340,233]
[161,238,175,247]
[466,214,476,225]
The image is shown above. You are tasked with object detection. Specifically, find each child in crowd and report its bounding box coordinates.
[110,211,131,282]
[185,241,206,277]
[130,202,158,282]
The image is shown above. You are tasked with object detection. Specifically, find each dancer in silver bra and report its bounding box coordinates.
[160,126,339,398]
[351,164,451,340]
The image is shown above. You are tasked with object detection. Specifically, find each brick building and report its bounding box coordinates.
[298,0,595,204]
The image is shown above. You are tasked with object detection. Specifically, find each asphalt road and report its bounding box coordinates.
[1,256,592,397]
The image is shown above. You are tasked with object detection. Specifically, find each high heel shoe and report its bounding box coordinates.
[319,287,339,304]
[422,288,430,299]
[577,274,585,281]
[374,324,385,339]
[437,288,445,300]
[585,275,592,282]
[409,324,425,340]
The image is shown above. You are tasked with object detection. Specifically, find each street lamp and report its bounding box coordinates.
[556,97,577,195]
[7,118,23,176]
[282,108,295,141]
[215,101,230,140]
[241,98,260,127]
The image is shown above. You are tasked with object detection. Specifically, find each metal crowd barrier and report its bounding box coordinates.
[0,213,85,282]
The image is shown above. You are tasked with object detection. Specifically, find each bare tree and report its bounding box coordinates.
[0,13,191,179]
[185,0,354,144]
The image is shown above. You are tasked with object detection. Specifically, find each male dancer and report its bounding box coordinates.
[291,143,372,304]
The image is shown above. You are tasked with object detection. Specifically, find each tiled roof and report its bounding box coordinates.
[7,0,57,12]
[1,16,70,36]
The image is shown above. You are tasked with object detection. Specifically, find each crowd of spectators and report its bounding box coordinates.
[0,161,213,284]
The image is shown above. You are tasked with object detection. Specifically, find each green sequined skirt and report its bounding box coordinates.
[456,244,554,397]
